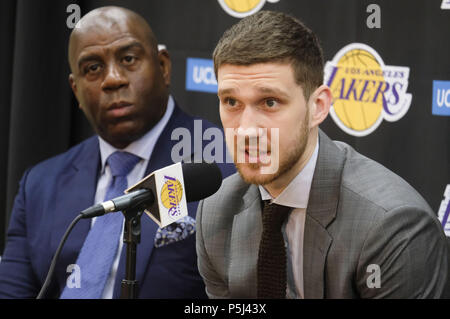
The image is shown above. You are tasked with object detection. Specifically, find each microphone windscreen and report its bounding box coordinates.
[182,162,223,202]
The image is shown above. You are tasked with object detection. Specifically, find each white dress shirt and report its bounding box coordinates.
[258,140,319,299]
[92,96,174,298]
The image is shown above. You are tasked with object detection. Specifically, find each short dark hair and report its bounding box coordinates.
[213,11,324,100]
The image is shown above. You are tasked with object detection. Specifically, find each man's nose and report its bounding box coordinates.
[235,106,264,148]
[239,105,259,130]
[101,64,129,91]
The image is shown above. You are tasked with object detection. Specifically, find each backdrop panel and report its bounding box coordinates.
[0,0,448,251]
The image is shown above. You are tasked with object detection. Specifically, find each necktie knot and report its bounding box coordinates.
[261,200,291,230]
[106,151,141,177]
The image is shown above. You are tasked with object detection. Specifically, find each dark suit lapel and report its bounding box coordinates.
[113,105,196,298]
[303,130,345,299]
[50,137,100,283]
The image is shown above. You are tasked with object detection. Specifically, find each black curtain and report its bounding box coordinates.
[0,0,94,251]
[0,0,449,252]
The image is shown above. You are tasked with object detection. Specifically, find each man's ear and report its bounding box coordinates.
[158,49,171,87]
[308,85,332,129]
[68,74,82,109]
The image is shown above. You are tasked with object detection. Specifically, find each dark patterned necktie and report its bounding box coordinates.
[257,200,291,299]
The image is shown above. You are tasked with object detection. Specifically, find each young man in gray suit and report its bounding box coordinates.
[196,11,448,298]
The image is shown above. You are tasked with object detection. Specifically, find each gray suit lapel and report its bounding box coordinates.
[229,184,262,298]
[303,130,345,298]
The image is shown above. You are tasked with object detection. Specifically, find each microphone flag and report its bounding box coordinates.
[126,162,188,228]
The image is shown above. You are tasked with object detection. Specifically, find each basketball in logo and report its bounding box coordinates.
[225,0,261,12]
[324,43,412,137]
[217,0,280,18]
[160,179,183,210]
[331,49,384,132]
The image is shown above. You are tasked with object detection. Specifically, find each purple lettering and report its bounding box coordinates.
[372,81,391,115]
[359,80,376,102]
[390,82,402,106]
[344,79,360,100]
[326,66,339,87]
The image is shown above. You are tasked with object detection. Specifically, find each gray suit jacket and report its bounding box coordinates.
[196,130,449,298]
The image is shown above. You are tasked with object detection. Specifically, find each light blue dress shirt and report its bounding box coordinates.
[93,96,174,298]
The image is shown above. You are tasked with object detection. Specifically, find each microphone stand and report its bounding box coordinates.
[120,207,144,299]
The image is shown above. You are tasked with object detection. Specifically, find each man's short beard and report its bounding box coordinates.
[235,110,310,186]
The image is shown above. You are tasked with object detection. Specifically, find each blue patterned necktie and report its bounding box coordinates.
[61,151,141,299]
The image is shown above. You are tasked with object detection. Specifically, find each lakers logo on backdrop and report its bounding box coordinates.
[160,175,183,217]
[324,43,412,136]
[217,0,280,18]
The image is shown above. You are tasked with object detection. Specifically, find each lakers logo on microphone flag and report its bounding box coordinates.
[126,162,188,228]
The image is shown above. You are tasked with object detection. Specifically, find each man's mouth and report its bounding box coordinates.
[243,148,271,164]
[107,101,134,117]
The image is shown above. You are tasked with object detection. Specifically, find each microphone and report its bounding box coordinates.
[80,188,153,219]
[80,162,223,226]
[36,162,222,299]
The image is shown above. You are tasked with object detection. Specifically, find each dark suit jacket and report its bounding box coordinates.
[0,104,235,298]
[196,130,448,298]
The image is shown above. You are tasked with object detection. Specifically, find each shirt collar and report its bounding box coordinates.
[259,139,319,209]
[98,95,175,173]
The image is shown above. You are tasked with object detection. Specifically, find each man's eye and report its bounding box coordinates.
[265,98,278,108]
[123,55,136,65]
[225,98,237,107]
[86,64,101,74]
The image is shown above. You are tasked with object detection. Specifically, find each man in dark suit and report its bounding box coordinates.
[196,11,448,298]
[0,6,234,298]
